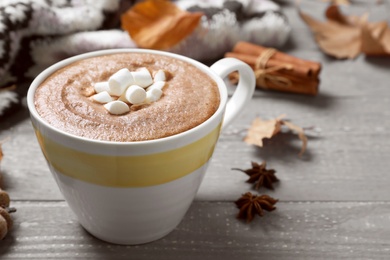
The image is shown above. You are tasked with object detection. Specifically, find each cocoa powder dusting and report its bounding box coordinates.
[34,53,220,142]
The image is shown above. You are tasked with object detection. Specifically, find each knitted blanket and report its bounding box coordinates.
[0,0,290,118]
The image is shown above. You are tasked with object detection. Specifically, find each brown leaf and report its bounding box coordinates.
[243,115,285,147]
[361,21,389,55]
[281,121,308,157]
[381,29,390,53]
[121,0,203,50]
[325,5,367,25]
[299,5,390,59]
[244,115,308,156]
[299,7,361,59]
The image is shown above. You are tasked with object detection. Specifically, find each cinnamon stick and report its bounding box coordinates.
[226,41,321,96]
[233,41,321,78]
[266,72,319,96]
[225,52,312,80]
[229,70,319,96]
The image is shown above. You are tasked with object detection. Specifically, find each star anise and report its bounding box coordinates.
[235,192,278,222]
[232,161,279,190]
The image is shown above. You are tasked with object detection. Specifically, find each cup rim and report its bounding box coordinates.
[27,49,228,146]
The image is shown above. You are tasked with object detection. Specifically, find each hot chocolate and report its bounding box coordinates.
[34,53,220,142]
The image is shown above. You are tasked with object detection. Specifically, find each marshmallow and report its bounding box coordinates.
[94,82,110,94]
[131,67,153,88]
[104,100,130,115]
[109,68,134,96]
[92,67,167,114]
[154,70,166,82]
[146,81,166,91]
[146,88,163,103]
[118,91,129,103]
[125,85,146,105]
[92,91,112,104]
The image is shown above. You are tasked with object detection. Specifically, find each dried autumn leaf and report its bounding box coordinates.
[361,21,389,55]
[299,6,361,59]
[121,0,203,50]
[382,30,390,53]
[243,115,284,147]
[282,121,308,157]
[325,4,367,25]
[299,4,390,58]
[244,115,308,156]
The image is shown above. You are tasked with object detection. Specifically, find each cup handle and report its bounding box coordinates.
[210,58,256,130]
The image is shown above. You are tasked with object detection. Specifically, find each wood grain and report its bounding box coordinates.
[1,201,390,260]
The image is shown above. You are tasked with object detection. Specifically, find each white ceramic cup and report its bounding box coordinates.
[27,49,255,245]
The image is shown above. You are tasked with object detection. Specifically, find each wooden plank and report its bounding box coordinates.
[1,201,390,259]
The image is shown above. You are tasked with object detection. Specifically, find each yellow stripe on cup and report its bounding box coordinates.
[35,126,221,187]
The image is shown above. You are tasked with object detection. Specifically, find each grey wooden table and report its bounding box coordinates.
[1,1,390,259]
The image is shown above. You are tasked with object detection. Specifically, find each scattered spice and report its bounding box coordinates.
[0,207,16,240]
[232,161,279,190]
[121,0,203,49]
[235,192,278,222]
[0,140,16,240]
[299,4,390,59]
[244,115,308,157]
[0,189,10,208]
